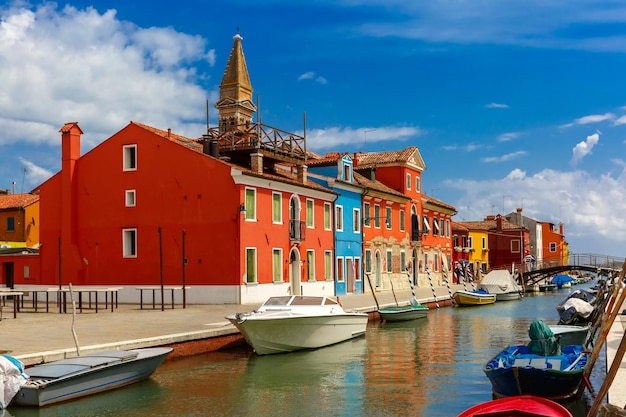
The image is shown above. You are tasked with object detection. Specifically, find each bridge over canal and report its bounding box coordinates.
[520,253,625,287]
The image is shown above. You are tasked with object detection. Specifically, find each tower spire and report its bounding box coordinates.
[215,34,257,132]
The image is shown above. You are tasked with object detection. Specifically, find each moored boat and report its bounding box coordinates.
[9,347,172,407]
[549,324,592,348]
[478,269,523,301]
[457,395,573,417]
[483,344,589,400]
[226,295,368,355]
[453,289,496,306]
[378,303,428,322]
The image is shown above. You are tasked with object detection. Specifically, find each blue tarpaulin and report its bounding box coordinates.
[552,274,573,286]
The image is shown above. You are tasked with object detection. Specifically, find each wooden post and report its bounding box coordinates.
[587,328,626,417]
[365,274,380,313]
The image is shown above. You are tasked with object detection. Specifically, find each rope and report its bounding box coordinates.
[425,265,439,308]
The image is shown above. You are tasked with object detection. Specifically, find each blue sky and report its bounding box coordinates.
[1,0,625,256]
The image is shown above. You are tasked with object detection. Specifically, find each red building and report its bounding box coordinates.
[32,34,336,304]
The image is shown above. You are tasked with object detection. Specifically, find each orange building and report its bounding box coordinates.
[0,192,40,248]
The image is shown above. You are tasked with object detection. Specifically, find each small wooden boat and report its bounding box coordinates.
[483,344,589,400]
[549,324,592,348]
[453,289,496,306]
[457,395,573,417]
[9,347,173,407]
[378,303,428,322]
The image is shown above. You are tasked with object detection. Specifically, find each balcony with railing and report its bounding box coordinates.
[290,219,306,243]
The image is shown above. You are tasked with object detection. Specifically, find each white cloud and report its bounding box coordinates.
[297,71,327,84]
[19,158,54,186]
[561,113,615,128]
[485,103,509,109]
[571,133,599,165]
[304,126,423,150]
[0,3,212,153]
[446,166,626,252]
[482,151,527,163]
[614,115,626,126]
[497,132,519,142]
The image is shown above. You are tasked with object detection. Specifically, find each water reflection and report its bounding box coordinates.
[6,284,602,417]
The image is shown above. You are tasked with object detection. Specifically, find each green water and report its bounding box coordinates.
[6,285,602,417]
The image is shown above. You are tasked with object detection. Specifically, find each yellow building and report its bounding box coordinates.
[0,193,40,248]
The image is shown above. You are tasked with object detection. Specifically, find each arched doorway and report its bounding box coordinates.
[289,248,301,295]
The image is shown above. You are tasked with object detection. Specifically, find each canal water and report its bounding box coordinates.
[6,283,604,417]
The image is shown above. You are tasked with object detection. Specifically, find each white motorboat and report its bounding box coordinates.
[478,270,523,301]
[7,347,172,407]
[226,295,368,355]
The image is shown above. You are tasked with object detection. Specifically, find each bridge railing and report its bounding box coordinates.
[568,253,625,270]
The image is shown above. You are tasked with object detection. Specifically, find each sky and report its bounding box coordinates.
[1,0,625,257]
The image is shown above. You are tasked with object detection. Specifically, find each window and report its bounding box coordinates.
[324,203,332,230]
[453,235,459,247]
[446,220,450,237]
[307,250,315,281]
[386,250,392,273]
[363,202,371,227]
[462,236,468,247]
[335,206,343,231]
[122,229,137,258]
[511,240,521,253]
[7,217,15,232]
[550,242,557,252]
[324,251,333,281]
[272,249,282,282]
[400,251,406,271]
[468,236,473,248]
[439,218,445,237]
[343,163,351,182]
[482,237,487,250]
[374,204,381,228]
[415,176,421,192]
[432,217,440,236]
[245,188,256,220]
[306,199,314,227]
[365,249,372,273]
[422,215,430,234]
[337,258,344,282]
[272,193,282,223]
[123,145,137,171]
[406,173,411,190]
[385,207,392,229]
[353,208,361,233]
[400,210,405,231]
[24,265,30,279]
[245,248,257,283]
[434,253,439,272]
[423,253,429,272]
[125,190,136,207]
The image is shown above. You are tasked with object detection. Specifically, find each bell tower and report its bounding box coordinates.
[215,34,257,132]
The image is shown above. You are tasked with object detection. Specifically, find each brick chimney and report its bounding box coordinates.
[297,165,307,184]
[59,122,82,284]
[251,152,263,174]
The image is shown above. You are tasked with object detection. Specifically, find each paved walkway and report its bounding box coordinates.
[1,283,624,409]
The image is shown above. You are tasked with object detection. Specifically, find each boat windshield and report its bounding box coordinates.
[263,296,292,306]
[290,296,325,306]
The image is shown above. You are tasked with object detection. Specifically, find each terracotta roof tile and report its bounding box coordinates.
[130,121,203,152]
[423,194,456,211]
[456,217,526,231]
[0,193,40,210]
[353,172,408,200]
[355,146,417,168]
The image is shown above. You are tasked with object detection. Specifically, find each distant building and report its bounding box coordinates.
[0,193,40,248]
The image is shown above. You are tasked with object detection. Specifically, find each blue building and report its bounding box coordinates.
[308,153,364,295]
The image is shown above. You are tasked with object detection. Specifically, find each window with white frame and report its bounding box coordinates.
[422,215,430,234]
[511,240,521,253]
[324,251,333,281]
[125,190,136,207]
[400,209,405,231]
[549,242,557,252]
[468,236,473,248]
[400,251,406,271]
[335,205,343,231]
[122,228,137,258]
[432,217,440,235]
[337,258,344,282]
[245,188,256,221]
[123,145,137,171]
[353,208,361,233]
[385,207,392,229]
[434,253,439,272]
[245,248,257,283]
[363,202,371,227]
[272,249,283,282]
[446,219,450,237]
[324,203,332,230]
[374,204,381,228]
[386,250,392,273]
[415,176,421,192]
[406,173,411,190]
[365,249,372,273]
[482,237,487,250]
[439,218,445,237]
[272,193,282,223]
[306,199,314,227]
[307,250,315,281]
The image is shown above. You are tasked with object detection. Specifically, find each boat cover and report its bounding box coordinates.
[527,320,560,356]
[0,355,27,409]
[478,270,522,295]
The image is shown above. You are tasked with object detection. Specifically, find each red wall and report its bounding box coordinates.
[39,123,240,287]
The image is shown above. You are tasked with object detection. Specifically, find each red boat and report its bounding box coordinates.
[457,395,573,417]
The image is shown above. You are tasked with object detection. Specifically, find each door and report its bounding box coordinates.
[290,249,301,295]
[375,251,382,287]
[346,258,355,293]
[3,262,14,288]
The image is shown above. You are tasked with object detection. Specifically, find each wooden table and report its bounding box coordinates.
[136,286,190,309]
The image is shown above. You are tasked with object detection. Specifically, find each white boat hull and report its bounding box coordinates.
[495,292,522,301]
[228,314,368,355]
